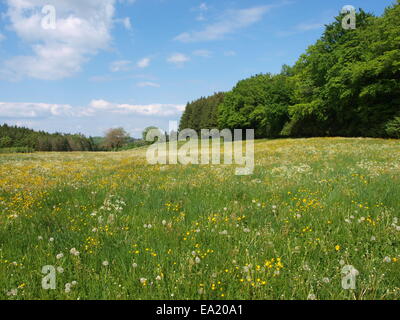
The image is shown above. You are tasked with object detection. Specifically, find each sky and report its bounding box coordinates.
[0,0,395,137]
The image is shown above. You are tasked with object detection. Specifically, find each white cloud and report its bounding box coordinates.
[0,99,185,119]
[0,102,73,118]
[137,82,160,88]
[2,0,116,80]
[167,53,190,66]
[0,33,5,42]
[86,100,184,116]
[193,49,212,58]
[110,60,132,72]
[174,5,273,43]
[115,17,132,30]
[137,57,151,68]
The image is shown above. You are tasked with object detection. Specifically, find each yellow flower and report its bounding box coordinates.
[335,245,340,251]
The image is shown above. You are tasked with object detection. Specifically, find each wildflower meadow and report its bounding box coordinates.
[1,137,399,300]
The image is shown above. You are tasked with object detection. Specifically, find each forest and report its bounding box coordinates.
[179,3,400,139]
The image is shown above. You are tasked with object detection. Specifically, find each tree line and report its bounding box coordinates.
[0,124,96,152]
[179,2,400,139]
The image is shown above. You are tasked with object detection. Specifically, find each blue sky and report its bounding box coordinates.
[0,0,395,137]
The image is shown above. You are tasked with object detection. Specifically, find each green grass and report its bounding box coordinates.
[0,138,399,300]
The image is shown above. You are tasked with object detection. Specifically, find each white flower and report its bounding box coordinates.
[162,220,167,226]
[243,228,251,233]
[132,263,138,268]
[307,293,316,300]
[71,281,77,286]
[70,248,80,256]
[65,287,71,293]
[322,277,330,283]
[140,278,147,284]
[49,237,54,242]
[339,260,345,266]
[155,275,162,281]
[370,236,376,241]
[102,260,109,266]
[195,257,201,264]
[57,267,64,273]
[38,236,43,240]
[396,226,400,231]
[219,230,228,235]
[303,264,311,271]
[65,283,71,289]
[56,253,64,259]
[191,251,197,256]
[92,228,98,233]
[272,205,277,210]
[384,256,391,263]
[6,289,18,296]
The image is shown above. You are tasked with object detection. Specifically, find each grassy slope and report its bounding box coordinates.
[0,138,399,300]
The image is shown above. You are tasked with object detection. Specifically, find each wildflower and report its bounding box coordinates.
[339,260,345,266]
[383,256,391,263]
[102,260,109,267]
[49,237,54,242]
[219,230,228,235]
[38,236,43,240]
[322,277,330,283]
[7,289,18,296]
[162,220,167,226]
[71,281,77,286]
[56,253,64,259]
[307,293,316,300]
[140,278,147,284]
[132,263,138,268]
[370,236,376,241]
[195,257,201,264]
[57,267,64,273]
[243,228,250,233]
[70,248,80,256]
[335,245,340,251]
[155,275,162,281]
[92,228,98,233]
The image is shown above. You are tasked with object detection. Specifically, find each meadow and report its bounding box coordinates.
[0,137,399,300]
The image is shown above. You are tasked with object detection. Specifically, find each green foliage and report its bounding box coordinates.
[385,117,400,138]
[179,3,400,139]
[179,92,225,132]
[218,73,294,138]
[0,124,95,152]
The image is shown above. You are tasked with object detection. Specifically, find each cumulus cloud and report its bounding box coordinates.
[0,102,73,118]
[137,57,151,68]
[174,5,274,43]
[86,100,184,116]
[167,53,190,67]
[0,99,185,119]
[2,0,116,80]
